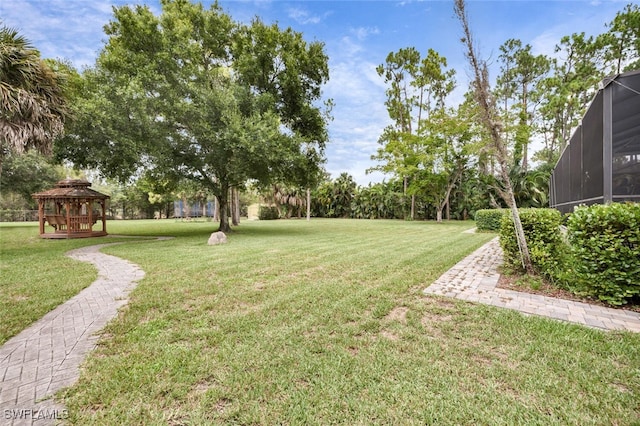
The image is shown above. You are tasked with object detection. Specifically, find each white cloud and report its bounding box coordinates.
[2,0,117,68]
[323,55,391,185]
[287,6,331,25]
[530,30,561,59]
[350,26,380,41]
[529,4,619,60]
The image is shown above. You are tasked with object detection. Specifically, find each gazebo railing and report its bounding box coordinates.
[69,215,98,232]
[45,214,99,233]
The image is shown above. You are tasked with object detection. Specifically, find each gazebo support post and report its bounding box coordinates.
[38,200,45,235]
[88,199,93,233]
[101,200,107,233]
[65,200,71,237]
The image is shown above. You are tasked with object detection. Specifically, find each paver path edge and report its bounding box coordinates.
[424,236,640,333]
[0,238,168,425]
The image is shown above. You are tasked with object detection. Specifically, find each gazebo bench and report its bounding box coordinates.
[45,214,67,231]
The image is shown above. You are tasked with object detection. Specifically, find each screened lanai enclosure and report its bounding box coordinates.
[550,69,640,213]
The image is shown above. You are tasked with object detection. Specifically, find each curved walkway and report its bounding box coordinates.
[0,240,157,425]
[2,235,639,423]
[424,237,640,333]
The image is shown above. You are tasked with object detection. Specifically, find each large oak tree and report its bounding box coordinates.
[57,0,330,232]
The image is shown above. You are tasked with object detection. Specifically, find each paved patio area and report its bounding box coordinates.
[424,237,640,333]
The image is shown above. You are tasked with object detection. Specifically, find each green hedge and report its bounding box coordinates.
[475,209,507,231]
[258,206,280,220]
[499,208,565,282]
[567,203,640,306]
[499,203,640,306]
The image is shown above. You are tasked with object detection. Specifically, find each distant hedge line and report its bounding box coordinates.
[496,203,639,306]
[474,209,507,231]
[258,206,280,220]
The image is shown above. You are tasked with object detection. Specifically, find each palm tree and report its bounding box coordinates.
[0,25,67,175]
[332,173,357,218]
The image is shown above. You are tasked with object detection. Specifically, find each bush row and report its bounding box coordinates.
[258,206,280,220]
[567,203,640,306]
[474,209,507,231]
[499,208,566,283]
[498,203,639,306]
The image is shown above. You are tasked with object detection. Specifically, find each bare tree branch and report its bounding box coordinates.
[454,0,533,274]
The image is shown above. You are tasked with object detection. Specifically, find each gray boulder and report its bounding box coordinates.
[207,231,227,245]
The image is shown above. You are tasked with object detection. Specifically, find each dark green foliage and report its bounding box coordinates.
[567,203,640,305]
[499,204,640,306]
[0,151,63,208]
[258,206,280,220]
[57,2,330,233]
[475,209,507,231]
[499,208,565,281]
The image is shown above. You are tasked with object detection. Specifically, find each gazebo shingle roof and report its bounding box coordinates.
[32,179,110,200]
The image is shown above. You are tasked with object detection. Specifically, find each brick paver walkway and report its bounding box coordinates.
[424,237,640,332]
[2,234,639,424]
[0,242,149,425]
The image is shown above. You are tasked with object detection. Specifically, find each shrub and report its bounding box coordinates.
[258,206,280,220]
[475,209,507,231]
[567,203,640,306]
[499,208,565,282]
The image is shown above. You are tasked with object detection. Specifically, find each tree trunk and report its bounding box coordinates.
[454,0,533,274]
[446,197,450,220]
[410,194,415,220]
[501,167,532,271]
[403,176,408,220]
[437,172,460,223]
[521,86,529,173]
[306,188,311,221]
[218,186,231,233]
[231,187,240,226]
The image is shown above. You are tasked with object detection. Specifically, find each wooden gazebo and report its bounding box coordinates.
[32,179,110,239]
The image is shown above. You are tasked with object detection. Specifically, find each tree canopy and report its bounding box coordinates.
[56,0,330,232]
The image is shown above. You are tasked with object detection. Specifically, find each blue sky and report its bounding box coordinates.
[1,0,627,185]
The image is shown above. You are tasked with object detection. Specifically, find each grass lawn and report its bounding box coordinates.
[1,219,639,424]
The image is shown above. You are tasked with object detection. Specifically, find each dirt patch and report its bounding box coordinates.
[384,306,409,323]
[421,312,453,325]
[471,347,519,370]
[347,345,360,355]
[420,312,453,339]
[213,398,232,414]
[380,330,399,341]
[192,381,212,394]
[10,295,29,302]
[610,382,631,393]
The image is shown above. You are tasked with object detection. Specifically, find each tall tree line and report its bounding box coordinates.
[370,2,640,224]
[1,1,638,228]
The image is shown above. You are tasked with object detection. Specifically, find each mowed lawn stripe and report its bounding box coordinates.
[3,220,637,424]
[67,220,639,424]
